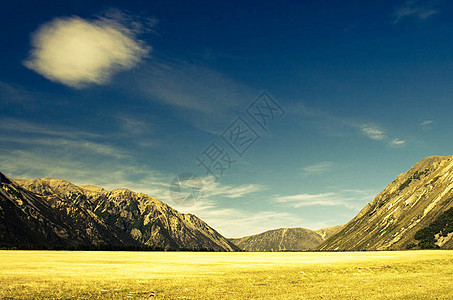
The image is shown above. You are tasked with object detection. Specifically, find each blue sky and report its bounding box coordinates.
[1,0,453,237]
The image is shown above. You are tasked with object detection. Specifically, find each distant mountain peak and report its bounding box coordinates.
[110,188,135,194]
[230,225,344,251]
[80,185,106,193]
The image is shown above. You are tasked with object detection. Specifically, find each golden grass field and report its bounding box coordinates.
[0,250,452,299]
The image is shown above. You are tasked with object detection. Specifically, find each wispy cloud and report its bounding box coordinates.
[201,176,265,199]
[0,81,70,109]
[0,119,140,182]
[0,81,30,103]
[167,175,265,211]
[0,118,98,139]
[2,149,170,196]
[116,115,150,136]
[0,117,175,203]
[173,194,312,238]
[138,60,246,113]
[0,118,125,157]
[390,138,406,146]
[133,59,257,133]
[0,116,157,157]
[393,0,439,23]
[290,102,351,137]
[361,125,406,146]
[361,125,386,140]
[420,120,435,131]
[291,102,407,146]
[197,188,377,236]
[0,136,126,159]
[274,189,376,210]
[24,10,150,88]
[301,161,333,176]
[276,192,339,207]
[165,175,314,238]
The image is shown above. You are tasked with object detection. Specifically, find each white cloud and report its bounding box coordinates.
[301,161,333,176]
[390,138,406,146]
[274,189,376,210]
[361,125,386,140]
[420,120,434,126]
[393,0,439,23]
[163,173,259,210]
[167,175,265,209]
[275,192,339,207]
[24,13,150,88]
[201,176,265,198]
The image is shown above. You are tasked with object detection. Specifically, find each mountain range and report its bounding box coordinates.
[0,173,238,251]
[1,155,453,251]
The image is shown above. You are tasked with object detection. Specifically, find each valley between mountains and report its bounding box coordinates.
[1,155,453,251]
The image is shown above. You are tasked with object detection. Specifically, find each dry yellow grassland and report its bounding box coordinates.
[0,250,452,299]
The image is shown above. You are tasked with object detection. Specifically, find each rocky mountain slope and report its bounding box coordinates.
[1,172,238,251]
[0,173,138,249]
[319,155,453,250]
[230,225,344,251]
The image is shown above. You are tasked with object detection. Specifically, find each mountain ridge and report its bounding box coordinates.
[230,225,344,251]
[0,173,139,250]
[318,155,453,250]
[1,173,238,251]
